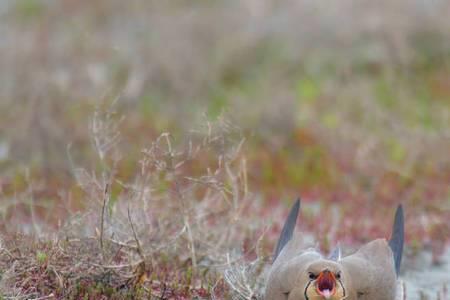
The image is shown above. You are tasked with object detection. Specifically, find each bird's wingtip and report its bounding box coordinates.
[328,244,342,261]
[389,204,404,276]
[273,198,301,262]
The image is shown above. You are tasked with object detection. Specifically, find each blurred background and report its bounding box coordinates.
[0,0,449,298]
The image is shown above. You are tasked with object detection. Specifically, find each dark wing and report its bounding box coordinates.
[273,199,301,262]
[388,204,404,276]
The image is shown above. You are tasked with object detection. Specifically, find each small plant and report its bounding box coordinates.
[36,251,47,265]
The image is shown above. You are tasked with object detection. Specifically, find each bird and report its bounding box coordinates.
[265,199,404,300]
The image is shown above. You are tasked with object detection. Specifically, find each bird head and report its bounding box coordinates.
[304,262,346,300]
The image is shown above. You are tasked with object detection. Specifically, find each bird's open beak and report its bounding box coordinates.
[315,270,336,299]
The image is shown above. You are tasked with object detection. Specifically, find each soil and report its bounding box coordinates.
[402,248,450,300]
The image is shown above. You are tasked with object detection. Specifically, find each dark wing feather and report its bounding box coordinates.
[273,199,301,262]
[388,204,404,276]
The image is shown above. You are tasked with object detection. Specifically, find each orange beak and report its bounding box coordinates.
[315,270,336,299]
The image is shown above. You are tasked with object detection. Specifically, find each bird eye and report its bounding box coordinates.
[308,272,317,280]
[336,272,341,279]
